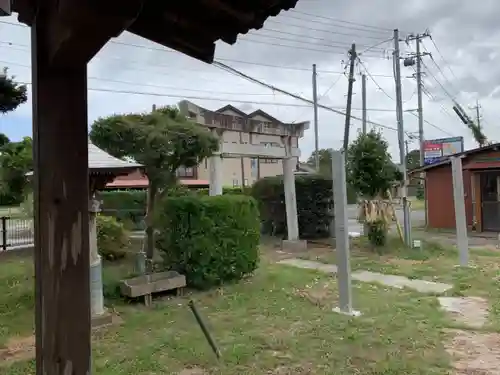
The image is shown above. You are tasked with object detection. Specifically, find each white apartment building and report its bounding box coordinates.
[178,100,309,187]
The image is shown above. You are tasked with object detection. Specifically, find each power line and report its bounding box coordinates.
[288,10,394,33]
[358,54,454,137]
[266,18,393,41]
[357,58,395,101]
[212,61,399,131]
[0,19,386,59]
[428,35,460,82]
[0,39,395,78]
[252,28,386,51]
[11,79,398,112]
[243,32,383,53]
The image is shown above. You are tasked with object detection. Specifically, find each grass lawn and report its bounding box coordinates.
[305,236,500,331]
[409,198,425,211]
[2,237,499,374]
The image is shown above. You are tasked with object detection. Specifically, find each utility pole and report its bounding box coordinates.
[405,32,430,167]
[361,74,367,134]
[393,29,411,247]
[405,140,409,157]
[343,44,356,151]
[312,64,320,170]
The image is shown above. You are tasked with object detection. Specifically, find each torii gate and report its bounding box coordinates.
[0,0,300,374]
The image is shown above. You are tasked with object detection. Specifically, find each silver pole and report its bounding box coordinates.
[451,156,469,266]
[312,64,319,171]
[331,150,357,315]
[393,29,412,246]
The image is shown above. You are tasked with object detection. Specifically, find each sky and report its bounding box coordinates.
[0,0,498,161]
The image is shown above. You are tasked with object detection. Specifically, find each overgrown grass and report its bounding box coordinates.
[305,235,500,331]
[1,254,453,374]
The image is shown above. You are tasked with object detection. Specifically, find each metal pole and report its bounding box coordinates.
[361,74,367,134]
[451,156,469,266]
[331,150,358,316]
[416,37,424,167]
[312,64,320,171]
[343,44,357,151]
[393,29,412,246]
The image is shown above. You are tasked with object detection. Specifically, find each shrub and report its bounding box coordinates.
[99,190,147,229]
[195,186,250,196]
[156,194,260,289]
[251,174,333,239]
[96,215,130,261]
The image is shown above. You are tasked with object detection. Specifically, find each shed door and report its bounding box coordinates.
[480,172,500,231]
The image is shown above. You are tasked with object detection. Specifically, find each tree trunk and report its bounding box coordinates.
[143,180,158,273]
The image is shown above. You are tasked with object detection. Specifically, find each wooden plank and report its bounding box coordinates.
[31,16,91,375]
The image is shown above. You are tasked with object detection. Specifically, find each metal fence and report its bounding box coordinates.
[0,217,34,250]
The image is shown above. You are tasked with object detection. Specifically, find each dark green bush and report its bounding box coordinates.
[96,215,130,261]
[156,194,260,289]
[195,186,250,196]
[99,190,147,229]
[367,219,389,254]
[251,174,334,239]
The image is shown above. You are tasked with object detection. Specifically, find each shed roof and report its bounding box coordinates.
[27,141,143,176]
[410,143,500,174]
[127,0,300,63]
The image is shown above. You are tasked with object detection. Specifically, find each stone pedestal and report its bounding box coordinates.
[90,256,105,316]
[89,197,105,318]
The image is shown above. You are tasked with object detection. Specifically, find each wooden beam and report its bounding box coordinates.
[128,14,215,63]
[31,14,91,375]
[47,0,144,67]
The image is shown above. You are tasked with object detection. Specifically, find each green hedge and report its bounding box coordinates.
[156,195,260,289]
[251,174,335,239]
[97,215,130,261]
[99,190,147,229]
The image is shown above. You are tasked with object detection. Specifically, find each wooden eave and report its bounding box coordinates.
[126,0,299,63]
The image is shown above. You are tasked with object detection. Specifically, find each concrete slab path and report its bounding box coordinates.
[278,258,452,294]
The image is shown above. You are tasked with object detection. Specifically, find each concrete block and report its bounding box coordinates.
[120,270,186,298]
[281,239,307,252]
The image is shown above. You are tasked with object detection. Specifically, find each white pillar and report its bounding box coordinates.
[209,152,223,196]
[89,197,105,316]
[283,138,299,241]
[451,156,469,266]
[209,128,223,196]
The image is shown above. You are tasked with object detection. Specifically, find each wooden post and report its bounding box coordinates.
[31,21,91,375]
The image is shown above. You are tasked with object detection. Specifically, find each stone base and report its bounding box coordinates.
[281,239,307,252]
[91,311,114,328]
[332,307,361,317]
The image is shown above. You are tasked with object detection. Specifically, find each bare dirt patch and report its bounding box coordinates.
[0,335,35,364]
[439,297,489,329]
[445,329,500,375]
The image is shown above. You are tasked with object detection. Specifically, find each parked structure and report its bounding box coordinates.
[412,143,500,232]
[108,100,310,189]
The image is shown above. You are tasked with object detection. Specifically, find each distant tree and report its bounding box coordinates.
[406,149,420,170]
[0,136,33,204]
[0,68,28,114]
[90,105,219,270]
[347,130,399,199]
[306,148,334,177]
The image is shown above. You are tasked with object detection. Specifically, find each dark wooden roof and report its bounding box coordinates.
[127,0,300,63]
[410,143,500,174]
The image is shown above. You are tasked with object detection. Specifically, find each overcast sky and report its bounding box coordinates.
[0,0,498,161]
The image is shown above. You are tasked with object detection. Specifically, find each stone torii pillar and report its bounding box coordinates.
[209,128,223,196]
[89,196,105,317]
[281,136,306,251]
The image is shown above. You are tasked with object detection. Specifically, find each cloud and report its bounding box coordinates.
[1,0,498,159]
